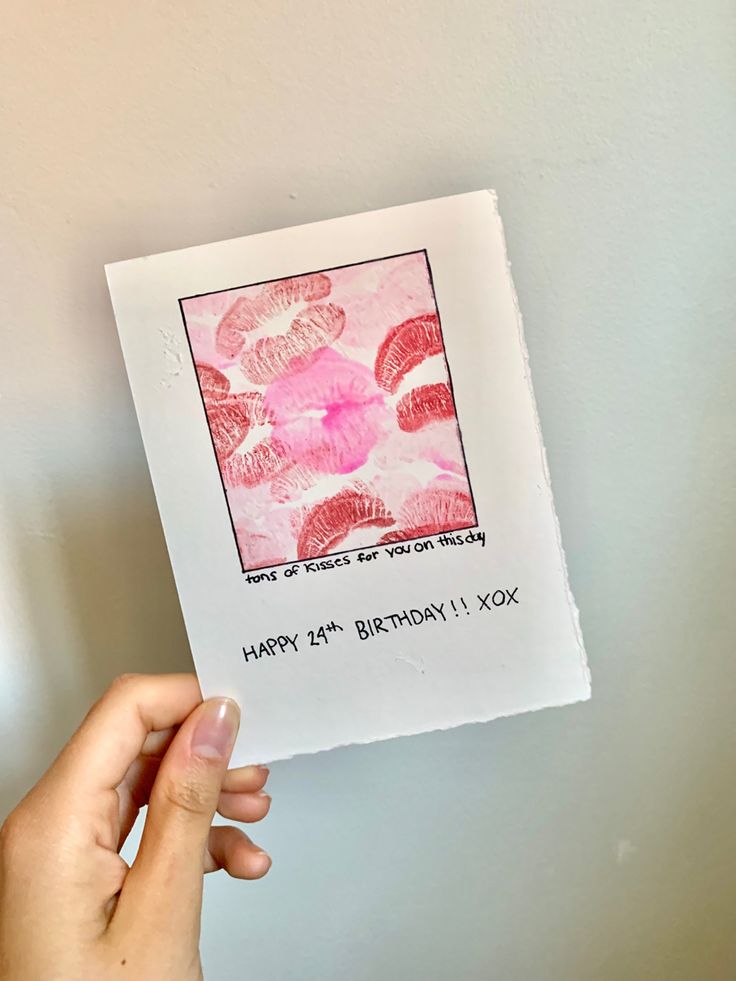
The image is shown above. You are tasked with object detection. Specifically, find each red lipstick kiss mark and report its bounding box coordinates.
[240,303,346,386]
[222,436,290,488]
[396,382,455,432]
[270,463,317,504]
[377,487,475,544]
[235,529,287,571]
[208,392,269,461]
[297,486,395,560]
[216,273,332,358]
[195,363,230,401]
[374,313,443,394]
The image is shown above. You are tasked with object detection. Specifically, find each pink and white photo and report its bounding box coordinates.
[180,251,477,572]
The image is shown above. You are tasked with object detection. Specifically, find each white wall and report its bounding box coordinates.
[2,2,735,978]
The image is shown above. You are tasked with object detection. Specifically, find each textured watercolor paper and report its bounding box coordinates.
[106,191,590,764]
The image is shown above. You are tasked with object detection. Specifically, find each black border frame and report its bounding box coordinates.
[178,248,479,573]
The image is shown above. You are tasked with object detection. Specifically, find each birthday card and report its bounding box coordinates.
[106,191,590,764]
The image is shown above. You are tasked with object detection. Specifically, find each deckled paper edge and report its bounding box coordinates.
[258,691,592,765]
[489,187,591,694]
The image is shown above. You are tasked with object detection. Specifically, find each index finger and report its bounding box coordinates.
[51,673,202,794]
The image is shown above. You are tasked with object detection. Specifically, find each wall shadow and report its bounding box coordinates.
[1,461,191,819]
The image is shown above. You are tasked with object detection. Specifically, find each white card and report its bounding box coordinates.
[106,190,590,764]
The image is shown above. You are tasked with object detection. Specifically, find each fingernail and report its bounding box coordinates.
[258,766,270,778]
[191,698,240,760]
[255,851,272,875]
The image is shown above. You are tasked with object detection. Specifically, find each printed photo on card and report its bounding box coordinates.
[179,251,476,573]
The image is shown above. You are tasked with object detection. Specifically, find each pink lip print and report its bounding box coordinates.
[216,273,332,358]
[182,252,476,571]
[269,462,317,504]
[265,348,389,475]
[297,484,394,560]
[377,486,475,544]
[396,382,455,432]
[332,253,436,350]
[222,435,290,489]
[220,349,390,491]
[215,272,345,388]
[374,312,443,393]
[208,393,270,462]
[195,363,270,463]
[240,303,346,386]
[195,362,230,401]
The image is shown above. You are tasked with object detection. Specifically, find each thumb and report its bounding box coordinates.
[115,697,240,933]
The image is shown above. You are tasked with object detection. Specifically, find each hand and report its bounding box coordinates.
[0,673,271,981]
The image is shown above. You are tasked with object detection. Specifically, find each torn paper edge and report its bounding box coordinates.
[256,690,591,765]
[487,187,591,697]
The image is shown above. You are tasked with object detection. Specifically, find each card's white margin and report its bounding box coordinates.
[105,190,591,762]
